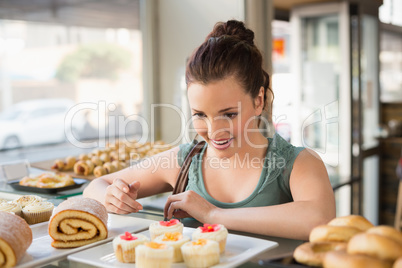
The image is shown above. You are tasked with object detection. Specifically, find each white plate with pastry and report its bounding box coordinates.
[68,227,278,268]
[16,214,157,268]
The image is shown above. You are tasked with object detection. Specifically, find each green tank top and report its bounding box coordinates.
[177,133,305,208]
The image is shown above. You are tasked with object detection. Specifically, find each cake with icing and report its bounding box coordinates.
[113,232,149,263]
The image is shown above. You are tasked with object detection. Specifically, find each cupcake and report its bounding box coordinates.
[0,202,22,216]
[22,201,54,224]
[192,224,228,253]
[154,232,190,262]
[149,219,183,240]
[113,232,149,263]
[14,195,43,208]
[181,239,220,268]
[135,242,174,268]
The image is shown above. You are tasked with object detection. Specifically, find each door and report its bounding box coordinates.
[291,2,381,223]
[291,2,352,217]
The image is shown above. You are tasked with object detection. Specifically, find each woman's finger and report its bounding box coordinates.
[164,193,184,218]
[107,184,142,211]
[106,195,139,214]
[113,178,130,193]
[172,209,191,219]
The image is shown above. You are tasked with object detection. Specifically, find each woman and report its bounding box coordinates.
[83,20,335,240]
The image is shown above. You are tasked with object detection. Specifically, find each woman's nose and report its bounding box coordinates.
[208,116,232,137]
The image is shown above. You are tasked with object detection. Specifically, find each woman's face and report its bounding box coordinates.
[187,77,264,159]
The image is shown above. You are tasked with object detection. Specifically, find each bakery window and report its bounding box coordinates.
[0,0,143,162]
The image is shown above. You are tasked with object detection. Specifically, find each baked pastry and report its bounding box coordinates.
[91,156,103,167]
[78,153,89,161]
[14,195,43,208]
[18,176,37,187]
[293,241,347,267]
[73,160,94,176]
[366,225,402,245]
[0,198,7,203]
[181,239,220,268]
[112,160,126,171]
[0,211,33,268]
[51,156,76,171]
[37,173,75,188]
[48,197,108,248]
[192,223,228,253]
[103,162,117,174]
[149,219,184,240]
[19,173,75,188]
[0,202,22,217]
[309,225,361,242]
[64,156,77,170]
[154,232,190,262]
[113,232,149,263]
[328,215,374,231]
[93,166,107,177]
[347,232,402,261]
[135,242,174,268]
[51,159,65,171]
[22,201,54,224]
[394,257,402,268]
[323,250,392,268]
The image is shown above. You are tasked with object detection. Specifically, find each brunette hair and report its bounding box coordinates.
[185,20,273,114]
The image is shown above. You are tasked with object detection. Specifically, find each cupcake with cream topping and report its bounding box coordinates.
[14,195,43,208]
[149,219,183,240]
[22,201,54,224]
[113,232,149,263]
[154,232,190,262]
[192,223,228,253]
[181,239,220,268]
[0,201,22,216]
[135,242,174,268]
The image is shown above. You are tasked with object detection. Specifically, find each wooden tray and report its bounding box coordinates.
[30,159,95,180]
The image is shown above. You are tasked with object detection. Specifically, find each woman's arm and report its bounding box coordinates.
[83,146,181,214]
[164,149,336,240]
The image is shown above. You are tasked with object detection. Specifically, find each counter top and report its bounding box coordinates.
[26,210,304,268]
[0,172,304,268]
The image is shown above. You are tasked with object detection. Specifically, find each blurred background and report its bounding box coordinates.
[0,0,401,226]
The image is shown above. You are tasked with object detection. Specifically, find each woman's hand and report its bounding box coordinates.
[104,178,143,214]
[164,190,219,223]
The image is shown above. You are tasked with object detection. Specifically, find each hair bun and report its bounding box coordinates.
[207,20,254,45]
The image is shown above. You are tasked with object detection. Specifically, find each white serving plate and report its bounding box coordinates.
[17,214,157,268]
[68,227,278,268]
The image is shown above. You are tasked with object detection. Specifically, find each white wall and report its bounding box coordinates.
[156,0,245,144]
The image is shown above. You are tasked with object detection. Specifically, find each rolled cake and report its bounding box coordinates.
[0,211,33,268]
[48,197,108,248]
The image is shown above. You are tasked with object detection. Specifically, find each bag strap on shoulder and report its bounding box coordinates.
[172,140,206,195]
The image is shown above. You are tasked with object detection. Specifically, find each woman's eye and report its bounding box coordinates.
[192,113,206,118]
[224,113,238,119]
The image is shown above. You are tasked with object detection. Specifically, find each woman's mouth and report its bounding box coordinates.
[210,138,234,150]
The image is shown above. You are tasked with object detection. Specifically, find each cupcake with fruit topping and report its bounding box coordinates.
[154,232,190,262]
[135,241,174,268]
[181,239,220,268]
[22,201,54,224]
[149,219,183,240]
[113,232,149,263]
[192,223,228,253]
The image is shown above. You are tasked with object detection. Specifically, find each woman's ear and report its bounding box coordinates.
[254,86,265,115]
